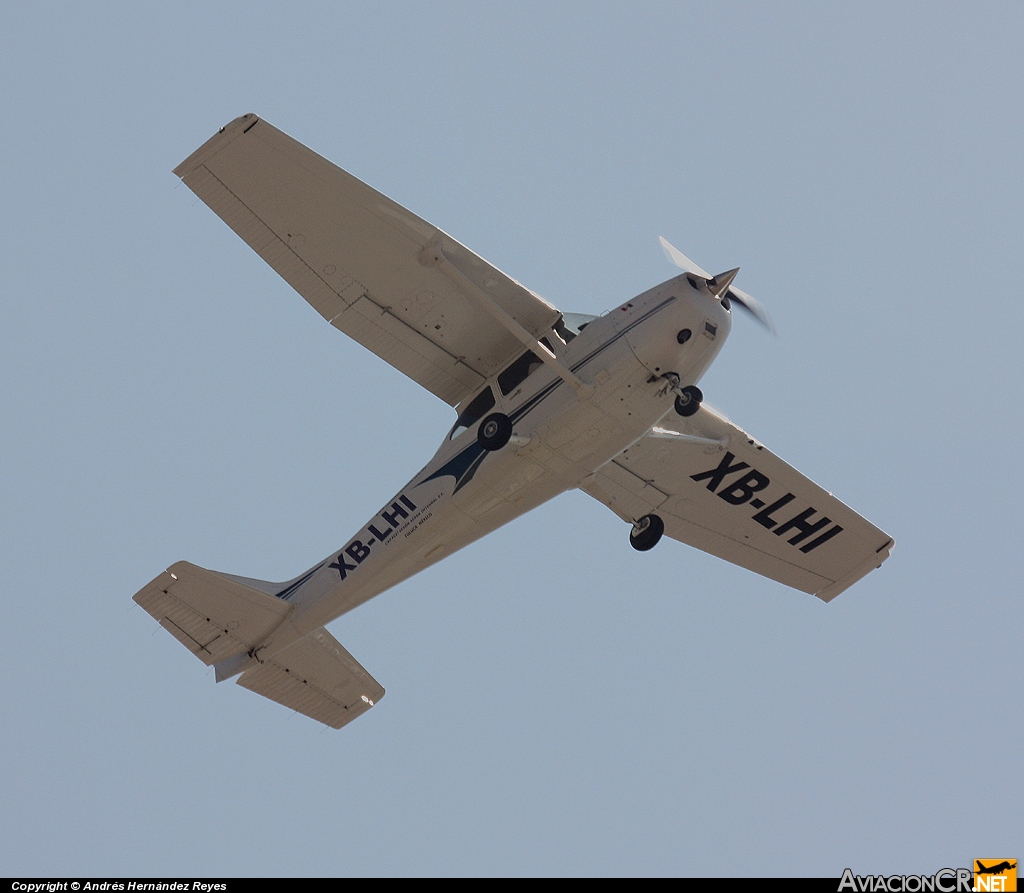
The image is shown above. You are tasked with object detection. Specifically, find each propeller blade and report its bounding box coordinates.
[659,236,711,280]
[659,236,776,334]
[727,284,776,334]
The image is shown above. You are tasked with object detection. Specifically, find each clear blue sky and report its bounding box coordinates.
[2,1,1020,877]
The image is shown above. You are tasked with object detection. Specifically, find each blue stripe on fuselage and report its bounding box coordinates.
[420,295,678,490]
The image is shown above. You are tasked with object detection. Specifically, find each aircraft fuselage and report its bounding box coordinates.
[252,273,731,661]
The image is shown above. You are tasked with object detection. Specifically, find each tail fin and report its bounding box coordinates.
[133,561,291,666]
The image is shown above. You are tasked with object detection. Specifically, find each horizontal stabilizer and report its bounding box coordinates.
[237,627,384,729]
[133,561,291,666]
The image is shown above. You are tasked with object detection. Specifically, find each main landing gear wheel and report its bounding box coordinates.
[629,514,665,552]
[477,412,513,450]
[674,385,703,418]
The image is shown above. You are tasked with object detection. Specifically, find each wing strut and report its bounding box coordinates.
[648,426,729,447]
[419,241,593,398]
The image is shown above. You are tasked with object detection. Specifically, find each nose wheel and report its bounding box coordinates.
[674,385,703,417]
[629,514,665,551]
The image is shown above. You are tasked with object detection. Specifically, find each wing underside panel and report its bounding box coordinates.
[174,114,561,407]
[581,406,893,601]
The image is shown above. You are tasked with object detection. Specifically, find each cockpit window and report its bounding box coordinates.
[449,386,495,439]
[498,350,544,396]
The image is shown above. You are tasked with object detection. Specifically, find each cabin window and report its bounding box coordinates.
[498,350,544,396]
[449,386,495,439]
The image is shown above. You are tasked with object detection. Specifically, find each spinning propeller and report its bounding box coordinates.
[659,236,775,334]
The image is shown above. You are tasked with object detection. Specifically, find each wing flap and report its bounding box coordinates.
[334,294,484,401]
[581,406,894,600]
[587,460,670,520]
[174,114,561,406]
[237,627,384,729]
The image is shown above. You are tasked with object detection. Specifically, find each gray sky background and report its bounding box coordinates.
[2,1,1020,877]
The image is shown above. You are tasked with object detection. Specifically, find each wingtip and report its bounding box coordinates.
[172,114,261,179]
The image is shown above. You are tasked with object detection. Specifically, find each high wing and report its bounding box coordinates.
[580,406,894,601]
[173,114,561,407]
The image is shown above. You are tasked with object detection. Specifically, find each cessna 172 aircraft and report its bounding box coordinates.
[134,114,893,729]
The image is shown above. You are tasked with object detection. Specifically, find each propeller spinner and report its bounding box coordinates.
[659,236,775,334]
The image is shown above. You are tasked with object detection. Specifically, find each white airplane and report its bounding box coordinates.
[134,114,894,729]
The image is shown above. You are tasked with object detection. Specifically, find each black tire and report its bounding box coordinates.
[477,412,513,451]
[629,514,665,552]
[674,385,703,417]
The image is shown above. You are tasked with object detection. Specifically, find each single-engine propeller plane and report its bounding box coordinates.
[134,114,894,729]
